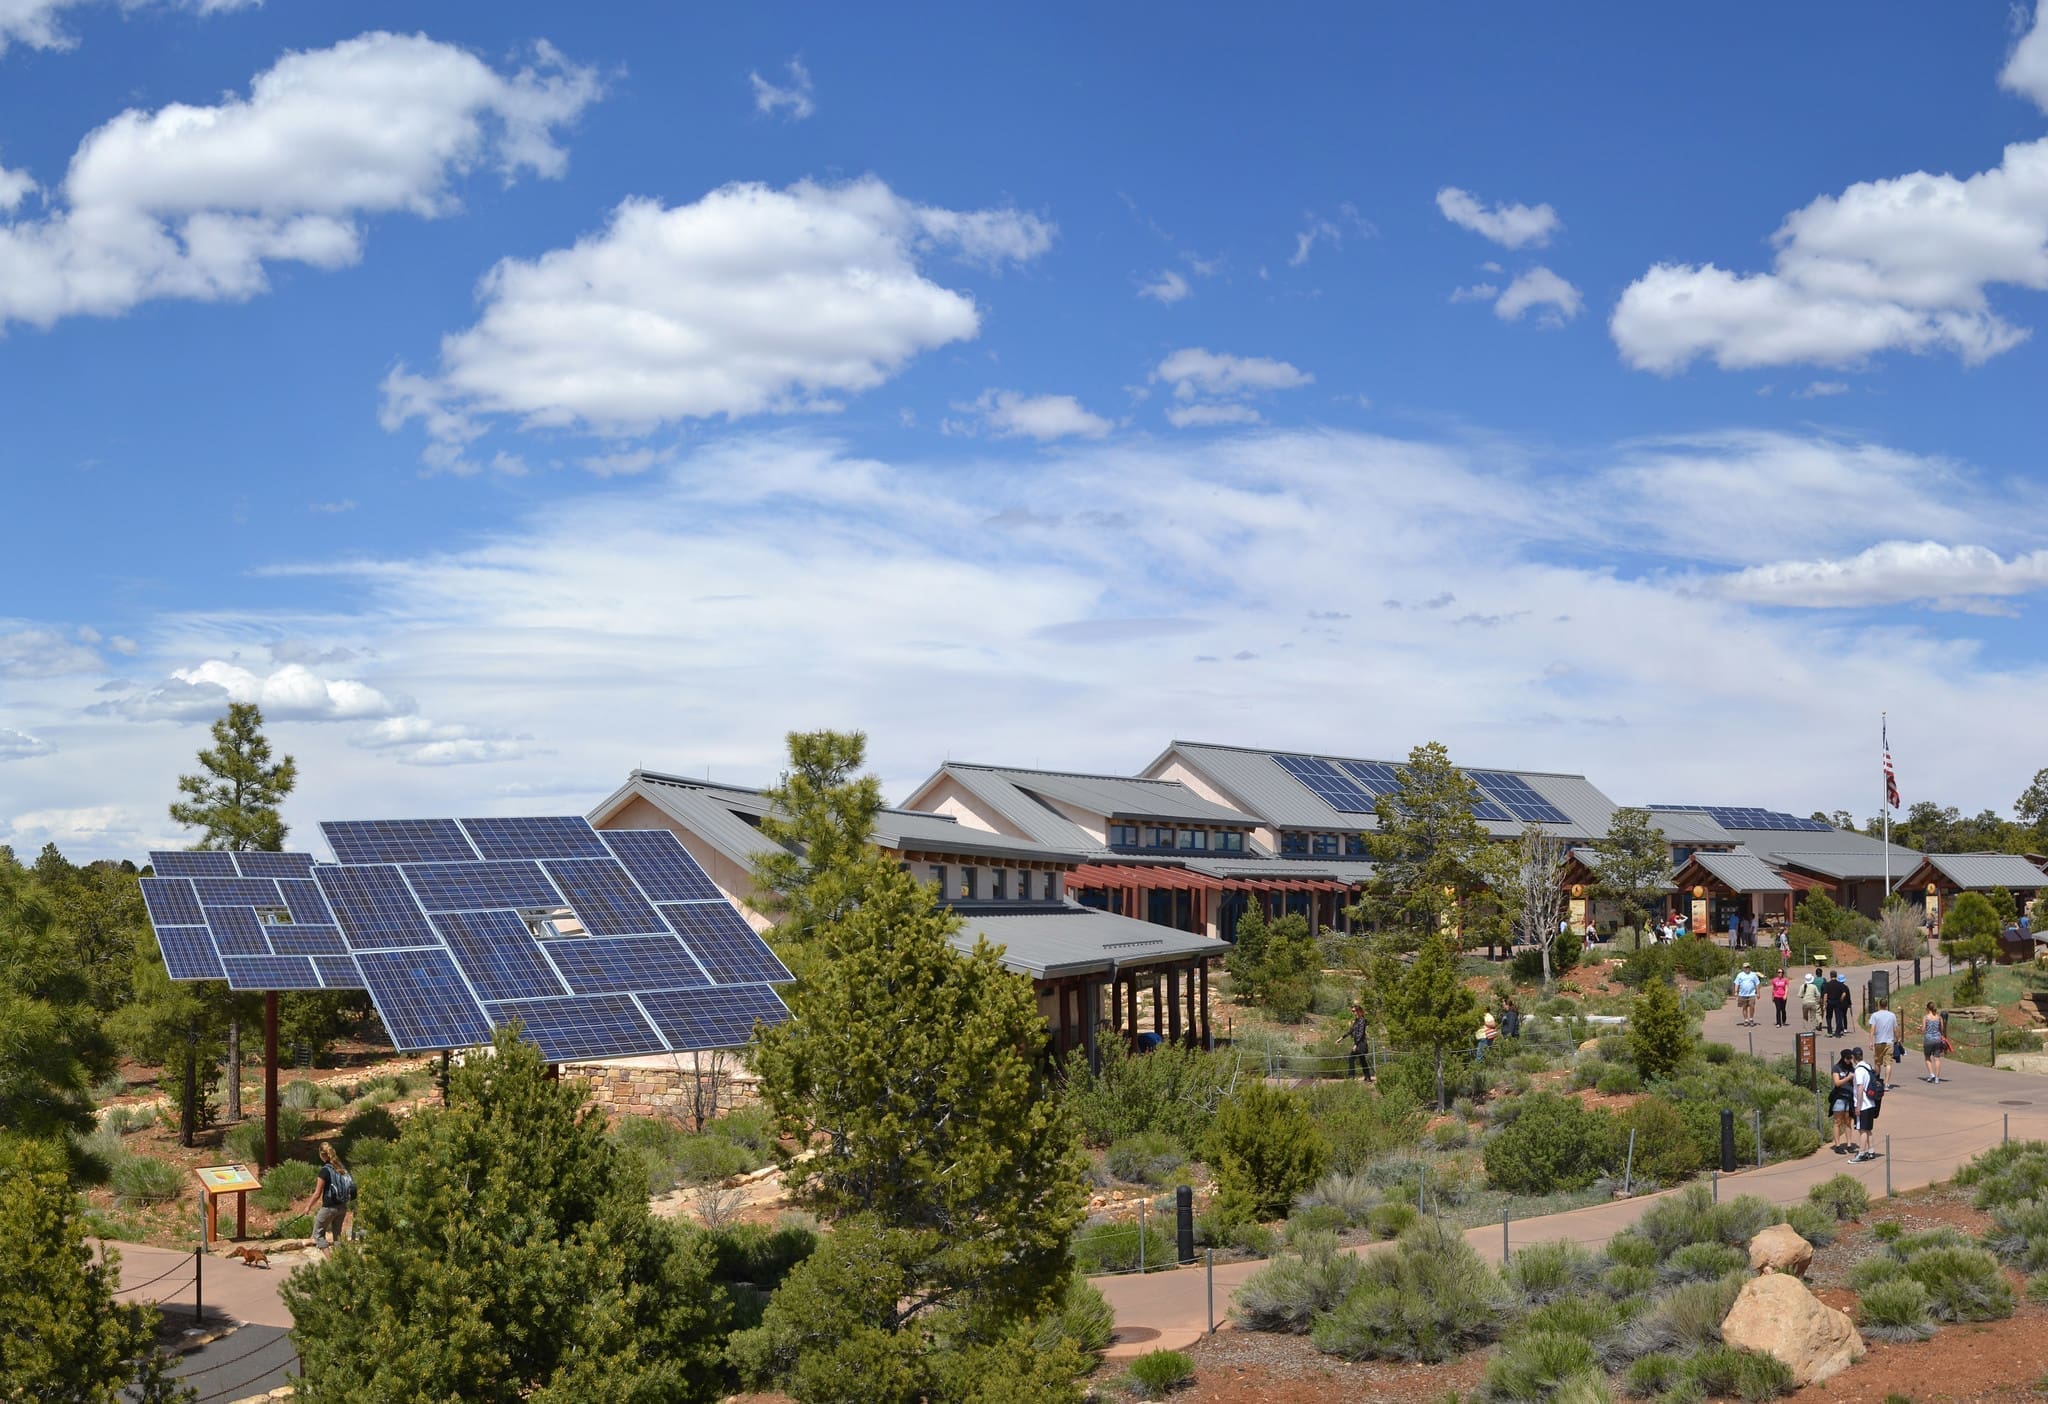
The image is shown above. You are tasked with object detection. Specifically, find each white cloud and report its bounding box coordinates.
[310,498,357,513]
[0,163,34,211]
[0,31,600,329]
[92,660,404,721]
[1436,186,1562,249]
[107,634,137,655]
[353,716,539,766]
[381,176,1055,456]
[1287,202,1370,266]
[966,390,1112,441]
[1793,380,1849,399]
[1614,8,2048,374]
[1494,266,1583,324]
[4,805,144,851]
[0,625,102,675]
[1718,541,2048,611]
[0,0,259,56]
[0,725,52,760]
[1165,403,1262,428]
[1155,347,1312,398]
[749,58,814,120]
[1138,268,1190,304]
[1449,282,1499,303]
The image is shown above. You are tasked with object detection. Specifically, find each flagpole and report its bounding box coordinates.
[1882,711,1891,896]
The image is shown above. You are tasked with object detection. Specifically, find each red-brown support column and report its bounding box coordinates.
[262,992,279,1170]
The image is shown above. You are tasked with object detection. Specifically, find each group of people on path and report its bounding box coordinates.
[1826,1043,1886,1163]
[1343,994,1525,1077]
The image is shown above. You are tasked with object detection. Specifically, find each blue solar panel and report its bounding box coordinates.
[141,877,205,927]
[541,858,666,936]
[267,924,348,956]
[316,865,442,949]
[222,955,322,990]
[356,948,493,1051]
[150,851,239,878]
[660,903,792,984]
[322,819,478,865]
[203,906,273,957]
[1272,753,1377,813]
[545,935,708,995]
[432,911,566,1002]
[600,830,721,902]
[486,994,666,1062]
[403,861,564,913]
[635,986,789,1051]
[313,956,367,990]
[276,878,338,926]
[234,851,317,879]
[460,816,611,862]
[192,877,286,908]
[1469,771,1571,825]
[155,926,225,980]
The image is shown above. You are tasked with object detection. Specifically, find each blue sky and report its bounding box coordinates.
[3,1,2047,858]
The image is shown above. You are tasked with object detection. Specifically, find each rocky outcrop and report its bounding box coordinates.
[1747,1223,1815,1277]
[1721,1271,1863,1387]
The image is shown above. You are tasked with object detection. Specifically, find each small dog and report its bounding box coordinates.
[226,1246,271,1269]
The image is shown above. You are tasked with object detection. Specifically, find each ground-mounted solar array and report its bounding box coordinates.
[141,819,790,1060]
[1270,752,1570,824]
[1651,805,1833,833]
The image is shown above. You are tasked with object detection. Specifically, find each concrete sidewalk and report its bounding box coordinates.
[1096,989,2048,1358]
[103,1241,299,1330]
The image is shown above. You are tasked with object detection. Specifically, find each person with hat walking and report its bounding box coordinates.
[1732,962,1762,1026]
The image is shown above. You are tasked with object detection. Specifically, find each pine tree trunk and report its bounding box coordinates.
[180,1046,198,1148]
[227,1020,242,1121]
[1541,942,1552,987]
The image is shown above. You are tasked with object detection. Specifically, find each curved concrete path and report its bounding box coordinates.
[1096,990,2048,1359]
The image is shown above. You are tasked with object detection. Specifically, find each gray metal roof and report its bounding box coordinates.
[951,904,1227,979]
[1150,739,1621,840]
[1768,848,1915,882]
[1713,826,1920,875]
[1647,809,1735,844]
[946,763,1254,825]
[1916,853,2048,890]
[1183,855,1379,884]
[1690,849,1792,893]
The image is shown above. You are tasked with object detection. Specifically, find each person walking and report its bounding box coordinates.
[1732,962,1761,1026]
[1828,1048,1857,1152]
[1922,1002,1949,1083]
[1499,996,1521,1040]
[1770,969,1789,1027]
[1826,971,1852,1037]
[1475,1012,1498,1062]
[1800,965,1823,1026]
[305,1143,353,1250]
[1347,1003,1372,1080]
[1849,1047,1882,1162]
[1868,997,1899,1085]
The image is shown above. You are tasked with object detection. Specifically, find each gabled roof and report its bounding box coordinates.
[1150,739,1620,839]
[1908,853,2048,891]
[953,906,1226,979]
[1770,848,1916,882]
[1685,849,1792,894]
[913,762,1255,853]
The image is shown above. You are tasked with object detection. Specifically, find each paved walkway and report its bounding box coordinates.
[1096,992,2048,1358]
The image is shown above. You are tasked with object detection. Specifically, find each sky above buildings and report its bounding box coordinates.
[4,2,2048,859]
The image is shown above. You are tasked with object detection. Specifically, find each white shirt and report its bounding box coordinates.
[1853,1063,1874,1112]
[1870,1009,1898,1045]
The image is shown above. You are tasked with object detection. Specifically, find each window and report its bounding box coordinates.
[1344,834,1368,857]
[1215,831,1245,853]
[1312,833,1340,856]
[1280,831,1308,855]
[929,864,947,896]
[1178,829,1208,850]
[960,866,978,900]
[1146,826,1175,848]
[1108,824,1140,847]
[1044,872,1060,900]
[993,868,1008,899]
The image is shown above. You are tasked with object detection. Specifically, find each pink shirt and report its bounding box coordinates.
[1771,974,1788,999]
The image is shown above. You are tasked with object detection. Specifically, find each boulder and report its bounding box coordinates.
[1748,1223,1814,1277]
[1721,1272,1863,1387]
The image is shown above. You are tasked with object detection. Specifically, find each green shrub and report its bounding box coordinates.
[1807,1173,1870,1222]
[223,1120,265,1165]
[1482,1330,1600,1403]
[1207,1082,1330,1226]
[1031,1273,1116,1357]
[1683,1345,1795,1401]
[1304,1079,1426,1172]
[1106,1131,1187,1185]
[274,1212,313,1238]
[1628,979,1691,1080]
[1602,1263,1658,1301]
[1483,1091,1614,1195]
[1518,1295,1620,1344]
[1287,1204,1348,1238]
[1234,1232,1364,1332]
[1375,1055,1441,1118]
[703,1221,818,1298]
[1624,1352,1683,1397]
[1296,1171,1375,1226]
[1779,1202,1838,1248]
[1596,1064,1644,1096]
[1870,1219,1903,1243]
[707,1105,778,1156]
[1121,1348,1194,1399]
[1617,1275,1743,1360]
[252,1158,318,1211]
[1603,1232,1659,1270]
[1663,1241,1747,1283]
[1956,1140,2048,1210]
[1059,1040,1233,1152]
[1614,1097,1699,1184]
[1429,1119,1471,1150]
[277,1106,309,1145]
[1308,1221,1512,1363]
[1857,1276,1937,1342]
[2027,1272,2048,1303]
[314,1088,346,1112]
[1699,1040,1734,1065]
[1364,1202,1418,1239]
[109,1151,183,1203]
[282,1078,320,1110]
[1902,1245,2014,1322]
[1504,1240,1603,1306]
[1846,1254,1909,1292]
[336,1103,400,1161]
[1986,1197,2048,1270]
[1889,1226,1970,1260]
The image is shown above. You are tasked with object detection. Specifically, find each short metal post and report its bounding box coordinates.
[1502,1213,1510,1263]
[1712,1169,1719,1203]
[1748,1032,1754,1058]
[1205,1249,1215,1334]
[1138,1199,1147,1274]
[1419,1164,1428,1215]
[1176,1185,1195,1265]
[2006,1113,2011,1146]
[1754,1109,1763,1168]
[1885,1136,1891,1197]
[1719,1109,1736,1172]
[1623,1128,1636,1196]
[193,1244,202,1327]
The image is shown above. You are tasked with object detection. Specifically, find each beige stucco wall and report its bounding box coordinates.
[1145,755,1279,852]
[905,773,1039,842]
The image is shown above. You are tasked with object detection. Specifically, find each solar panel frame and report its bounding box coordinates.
[1468,771,1571,825]
[141,877,206,927]
[486,993,667,1062]
[155,925,226,980]
[316,865,442,950]
[222,955,323,990]
[322,819,480,866]
[541,858,668,936]
[459,816,612,862]
[600,829,723,903]
[544,934,710,995]
[276,878,339,926]
[266,924,349,956]
[192,877,287,909]
[149,851,239,878]
[432,911,568,1003]
[203,905,273,957]
[313,956,367,990]
[635,985,789,1051]
[402,860,565,914]
[660,903,793,985]
[234,851,318,879]
[355,948,494,1051]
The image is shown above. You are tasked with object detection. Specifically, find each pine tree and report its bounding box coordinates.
[1988,886,2019,925]
[1628,975,1690,1081]
[168,702,297,851]
[1225,902,1270,995]
[0,852,118,1176]
[1207,1081,1330,1223]
[283,1026,730,1402]
[1591,807,1672,938]
[106,928,231,1147]
[754,729,887,949]
[1383,930,1480,1110]
[1354,742,1497,948]
[1942,891,2002,1002]
[0,1137,187,1400]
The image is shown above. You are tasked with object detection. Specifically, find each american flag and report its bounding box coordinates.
[1883,718,1901,810]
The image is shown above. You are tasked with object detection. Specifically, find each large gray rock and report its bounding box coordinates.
[1721,1271,1863,1387]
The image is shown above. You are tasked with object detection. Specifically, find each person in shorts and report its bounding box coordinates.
[1868,997,1899,1084]
[1732,963,1761,1026]
[1828,1049,1857,1152]
[305,1143,351,1249]
[1922,1002,1949,1083]
[1850,1048,1881,1162]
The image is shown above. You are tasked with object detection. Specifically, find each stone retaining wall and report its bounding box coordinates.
[563,1059,762,1123]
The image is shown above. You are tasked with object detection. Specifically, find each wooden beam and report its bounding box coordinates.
[1166,965,1183,1044]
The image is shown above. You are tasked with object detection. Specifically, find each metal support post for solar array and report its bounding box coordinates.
[1622,1128,1636,1197]
[1747,1032,1754,1058]
[1205,1250,1215,1334]
[439,1050,451,1105]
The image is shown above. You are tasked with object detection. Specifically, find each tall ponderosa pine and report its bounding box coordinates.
[1354,742,1498,949]
[738,731,1089,1396]
[1590,806,1673,940]
[169,702,297,852]
[1383,930,1480,1110]
[0,1137,187,1401]
[283,1026,730,1402]
[754,729,887,949]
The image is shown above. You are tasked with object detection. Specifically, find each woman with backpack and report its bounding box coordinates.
[306,1142,354,1249]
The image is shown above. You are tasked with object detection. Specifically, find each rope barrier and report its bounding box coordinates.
[113,1256,198,1294]
[177,1329,298,1381]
